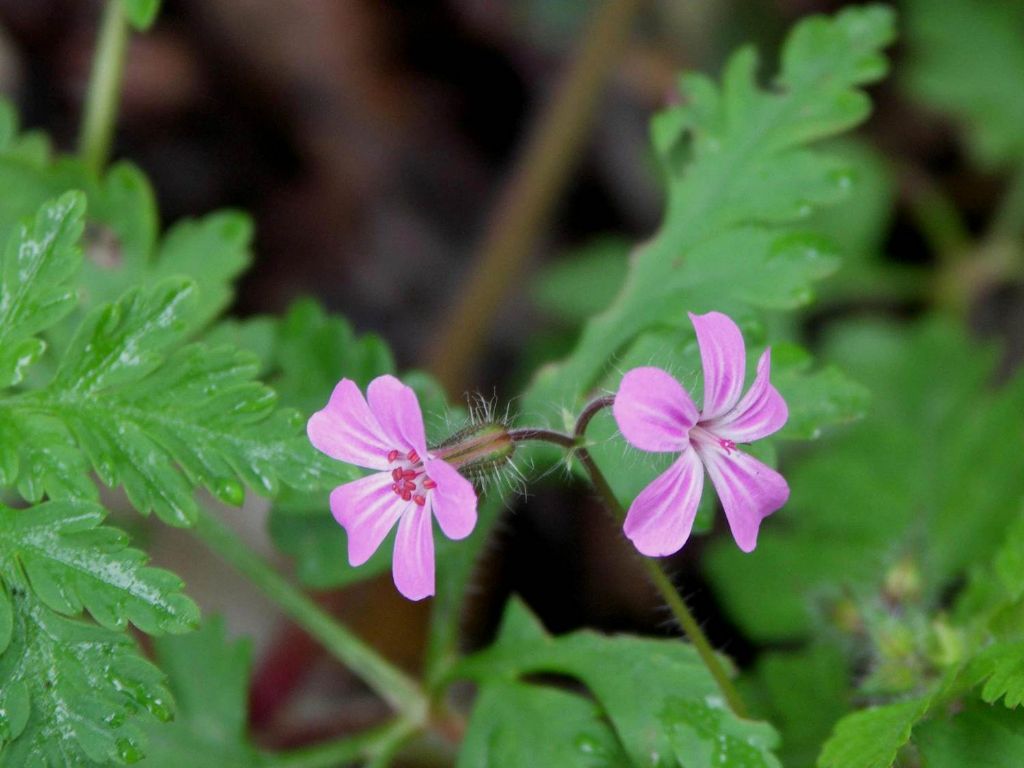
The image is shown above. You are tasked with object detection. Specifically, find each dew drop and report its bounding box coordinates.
[115,737,144,763]
[212,478,244,507]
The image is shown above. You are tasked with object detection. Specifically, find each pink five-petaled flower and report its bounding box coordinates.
[613,311,790,556]
[307,375,478,601]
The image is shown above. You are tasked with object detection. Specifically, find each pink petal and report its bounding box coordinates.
[308,379,391,470]
[392,504,435,601]
[425,459,478,540]
[366,375,428,457]
[690,311,746,420]
[695,444,789,553]
[704,349,788,443]
[614,367,698,452]
[330,473,405,565]
[623,449,705,557]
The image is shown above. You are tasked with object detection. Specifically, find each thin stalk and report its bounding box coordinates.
[192,508,428,721]
[427,0,643,394]
[266,719,416,768]
[507,427,578,450]
[573,398,749,717]
[79,0,129,173]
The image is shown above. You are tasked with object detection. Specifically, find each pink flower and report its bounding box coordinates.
[613,311,789,556]
[307,375,478,600]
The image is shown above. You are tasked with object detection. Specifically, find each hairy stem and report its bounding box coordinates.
[507,427,578,450]
[192,508,428,721]
[573,399,750,718]
[79,0,129,173]
[426,0,643,394]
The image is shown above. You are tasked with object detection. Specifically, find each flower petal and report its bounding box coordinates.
[425,459,477,540]
[392,503,435,601]
[705,349,788,443]
[690,311,746,420]
[695,444,789,553]
[623,449,705,557]
[614,367,698,452]
[330,472,405,566]
[308,379,391,469]
[366,375,428,457]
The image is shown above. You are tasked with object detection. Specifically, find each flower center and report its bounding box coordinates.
[690,427,736,454]
[386,448,436,506]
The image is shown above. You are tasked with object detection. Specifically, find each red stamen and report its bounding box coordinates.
[402,469,417,479]
[407,450,420,464]
[392,468,403,482]
[719,438,736,453]
[422,478,437,490]
[412,494,426,507]
[391,483,400,494]
[401,489,412,501]
[402,479,416,492]
[387,449,400,463]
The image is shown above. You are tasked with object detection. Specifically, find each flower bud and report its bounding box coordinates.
[432,422,514,478]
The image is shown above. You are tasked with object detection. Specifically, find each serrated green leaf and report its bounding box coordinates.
[459,680,629,768]
[0,192,85,387]
[119,0,161,30]
[966,642,1024,708]
[0,579,172,766]
[904,0,1024,169]
[456,598,781,768]
[0,280,328,525]
[140,617,267,767]
[0,500,198,635]
[914,700,1024,767]
[817,696,931,768]
[523,5,895,416]
[705,319,1024,642]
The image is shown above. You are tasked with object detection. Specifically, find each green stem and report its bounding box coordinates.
[898,161,970,263]
[266,719,416,768]
[78,0,129,173]
[573,400,750,718]
[192,508,428,721]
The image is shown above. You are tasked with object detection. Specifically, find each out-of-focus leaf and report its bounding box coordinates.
[914,701,1024,766]
[904,0,1024,169]
[532,237,630,325]
[458,680,629,768]
[455,597,781,767]
[120,0,162,30]
[140,617,267,767]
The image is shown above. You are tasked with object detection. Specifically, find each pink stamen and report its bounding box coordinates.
[422,478,436,490]
[407,450,420,464]
[719,438,736,453]
[413,494,426,507]
[387,449,400,463]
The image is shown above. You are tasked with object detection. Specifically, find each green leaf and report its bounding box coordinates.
[0,280,327,525]
[0,192,85,387]
[0,500,198,635]
[456,597,781,767]
[705,319,1024,642]
[140,617,267,767]
[531,236,630,325]
[914,700,1024,767]
[742,644,851,767]
[458,680,628,768]
[817,696,931,768]
[523,5,895,416]
[904,0,1024,169]
[966,641,1024,708]
[120,0,162,30]
[0,579,172,765]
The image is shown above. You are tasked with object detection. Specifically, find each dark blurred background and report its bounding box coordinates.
[2,0,1018,751]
